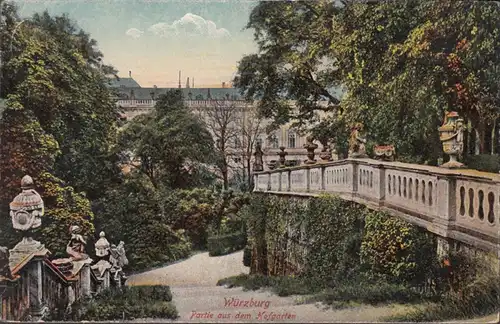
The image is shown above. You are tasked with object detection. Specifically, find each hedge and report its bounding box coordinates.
[66,285,178,321]
[208,231,247,256]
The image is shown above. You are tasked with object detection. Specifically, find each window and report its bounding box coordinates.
[269,134,279,149]
[287,131,296,148]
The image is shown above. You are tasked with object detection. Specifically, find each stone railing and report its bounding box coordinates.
[253,158,500,255]
[116,99,250,109]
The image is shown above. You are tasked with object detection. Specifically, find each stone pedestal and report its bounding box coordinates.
[28,258,48,320]
[80,264,91,297]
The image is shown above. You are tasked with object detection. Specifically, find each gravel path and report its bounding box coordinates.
[127,251,498,323]
[127,251,418,322]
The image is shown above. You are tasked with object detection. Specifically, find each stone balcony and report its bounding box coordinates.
[253,158,500,256]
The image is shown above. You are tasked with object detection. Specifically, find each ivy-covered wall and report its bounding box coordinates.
[241,193,437,285]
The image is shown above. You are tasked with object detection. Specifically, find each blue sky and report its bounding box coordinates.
[13,0,259,87]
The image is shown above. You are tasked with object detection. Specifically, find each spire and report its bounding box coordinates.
[178,71,181,88]
[186,77,190,89]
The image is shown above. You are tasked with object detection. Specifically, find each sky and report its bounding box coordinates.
[12,0,259,88]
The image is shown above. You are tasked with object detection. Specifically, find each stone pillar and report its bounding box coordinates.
[80,264,91,297]
[28,258,46,319]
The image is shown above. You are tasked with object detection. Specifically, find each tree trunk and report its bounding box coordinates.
[222,163,228,190]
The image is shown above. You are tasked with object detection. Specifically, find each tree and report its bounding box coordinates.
[235,0,500,162]
[2,9,122,199]
[237,104,266,190]
[0,5,114,252]
[195,100,240,190]
[117,90,216,190]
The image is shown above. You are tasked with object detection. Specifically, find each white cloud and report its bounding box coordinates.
[125,28,144,39]
[148,13,231,39]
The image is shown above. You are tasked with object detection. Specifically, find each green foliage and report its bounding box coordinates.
[360,211,435,284]
[207,231,246,257]
[68,286,178,321]
[235,1,500,160]
[465,154,500,173]
[385,251,500,322]
[304,195,365,283]
[117,90,216,190]
[37,172,94,258]
[93,174,192,271]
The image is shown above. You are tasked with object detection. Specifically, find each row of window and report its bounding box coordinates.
[256,132,296,149]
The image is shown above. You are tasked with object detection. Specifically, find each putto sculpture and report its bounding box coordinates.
[438,111,465,168]
[253,142,264,172]
[348,123,368,158]
[304,136,318,164]
[109,241,128,281]
[319,139,332,162]
[66,225,89,261]
[278,146,288,167]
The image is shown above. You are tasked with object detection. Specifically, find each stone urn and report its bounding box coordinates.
[438,111,465,169]
[278,146,288,168]
[303,136,318,164]
[319,140,332,162]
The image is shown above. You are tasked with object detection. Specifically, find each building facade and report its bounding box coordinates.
[110,78,323,175]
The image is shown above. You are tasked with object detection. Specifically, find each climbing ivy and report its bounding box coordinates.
[242,193,436,287]
[360,211,435,284]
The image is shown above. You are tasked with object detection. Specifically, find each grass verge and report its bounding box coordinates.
[67,285,178,321]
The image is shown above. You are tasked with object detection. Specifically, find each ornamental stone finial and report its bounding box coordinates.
[10,175,44,232]
[95,231,110,258]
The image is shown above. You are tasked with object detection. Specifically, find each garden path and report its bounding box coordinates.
[126,251,424,323]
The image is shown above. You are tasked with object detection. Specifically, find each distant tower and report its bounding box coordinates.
[207,88,211,99]
[186,77,190,89]
[192,77,194,88]
[129,71,132,78]
[178,71,181,88]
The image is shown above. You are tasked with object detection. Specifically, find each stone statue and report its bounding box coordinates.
[109,243,127,280]
[348,123,368,158]
[278,146,288,167]
[10,175,44,233]
[95,231,110,258]
[252,142,264,172]
[117,241,129,268]
[319,139,332,162]
[304,136,318,164]
[66,225,88,261]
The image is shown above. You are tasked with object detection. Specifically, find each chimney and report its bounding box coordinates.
[129,71,132,78]
[178,70,181,88]
[186,77,190,89]
[192,77,194,88]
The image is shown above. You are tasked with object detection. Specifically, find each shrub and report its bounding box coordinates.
[385,251,500,322]
[360,211,435,285]
[68,286,178,321]
[465,154,500,173]
[208,231,247,256]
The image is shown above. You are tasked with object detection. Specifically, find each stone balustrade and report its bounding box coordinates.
[253,158,500,255]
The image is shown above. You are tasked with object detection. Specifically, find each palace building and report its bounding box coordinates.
[109,74,322,175]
